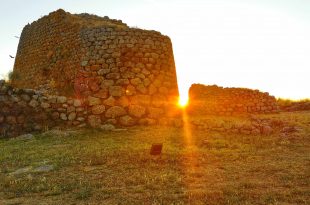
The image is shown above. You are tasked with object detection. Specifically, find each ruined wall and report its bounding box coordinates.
[0,80,181,138]
[11,9,179,128]
[188,84,279,115]
[278,100,310,112]
[0,80,85,137]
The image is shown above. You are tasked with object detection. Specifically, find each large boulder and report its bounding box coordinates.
[128,105,146,118]
[105,106,126,118]
[109,86,123,97]
[91,105,106,115]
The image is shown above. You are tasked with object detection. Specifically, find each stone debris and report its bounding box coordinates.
[10,165,54,176]
[10,167,33,176]
[41,129,77,137]
[32,165,54,173]
[12,133,34,140]
[100,124,115,131]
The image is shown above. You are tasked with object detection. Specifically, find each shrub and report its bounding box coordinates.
[6,70,20,83]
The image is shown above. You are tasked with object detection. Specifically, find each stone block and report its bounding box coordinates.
[117,96,129,107]
[94,88,109,99]
[68,112,77,121]
[29,99,39,107]
[103,96,116,106]
[106,73,120,79]
[92,105,106,115]
[88,96,101,106]
[109,86,123,97]
[128,105,146,118]
[60,113,67,121]
[73,99,82,107]
[57,96,67,104]
[41,102,50,109]
[105,106,126,118]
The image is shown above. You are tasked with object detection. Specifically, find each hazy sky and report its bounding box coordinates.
[0,0,309,99]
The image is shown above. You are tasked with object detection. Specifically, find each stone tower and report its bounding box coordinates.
[12,9,180,124]
[13,9,178,97]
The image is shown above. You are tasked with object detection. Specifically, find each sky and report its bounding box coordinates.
[0,0,309,100]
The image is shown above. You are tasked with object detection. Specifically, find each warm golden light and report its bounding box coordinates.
[178,95,189,108]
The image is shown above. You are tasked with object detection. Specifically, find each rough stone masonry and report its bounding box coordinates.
[1,9,284,138]
[13,9,178,98]
[188,84,279,115]
[7,9,180,135]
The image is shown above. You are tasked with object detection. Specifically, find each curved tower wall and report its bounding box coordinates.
[12,9,179,127]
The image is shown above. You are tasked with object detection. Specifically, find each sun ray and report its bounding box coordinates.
[178,95,189,108]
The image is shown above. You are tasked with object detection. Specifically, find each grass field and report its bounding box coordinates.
[0,111,309,205]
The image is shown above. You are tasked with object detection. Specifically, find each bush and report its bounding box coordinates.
[6,70,20,83]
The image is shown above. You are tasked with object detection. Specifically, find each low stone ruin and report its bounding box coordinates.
[278,100,310,112]
[0,80,181,137]
[188,84,279,115]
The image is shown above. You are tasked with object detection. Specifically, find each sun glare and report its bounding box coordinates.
[178,95,189,108]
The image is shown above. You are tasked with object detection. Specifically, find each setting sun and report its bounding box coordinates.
[178,95,189,108]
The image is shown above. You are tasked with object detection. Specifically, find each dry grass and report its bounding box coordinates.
[0,111,309,204]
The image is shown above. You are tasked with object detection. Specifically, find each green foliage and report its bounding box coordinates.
[6,70,20,83]
[7,70,13,81]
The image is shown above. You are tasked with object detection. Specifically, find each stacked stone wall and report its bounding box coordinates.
[11,9,179,129]
[0,80,181,138]
[13,10,83,90]
[278,100,310,112]
[188,84,279,115]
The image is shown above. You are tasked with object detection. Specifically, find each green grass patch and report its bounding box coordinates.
[0,112,309,204]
